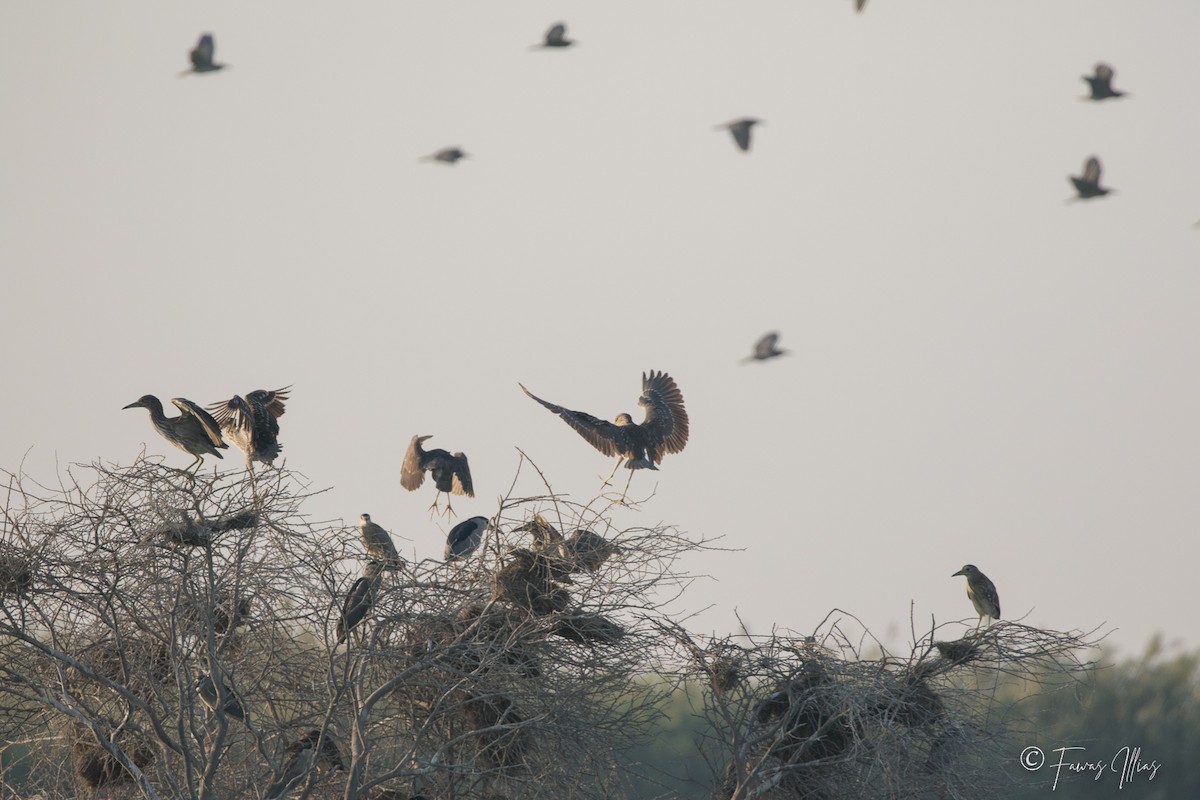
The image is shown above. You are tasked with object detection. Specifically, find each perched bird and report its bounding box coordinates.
[338,561,384,645]
[565,528,620,573]
[519,370,689,496]
[534,22,574,49]
[265,729,345,800]
[207,387,289,471]
[445,516,488,562]
[742,331,788,363]
[195,672,247,723]
[951,564,1001,629]
[716,118,761,152]
[1070,156,1112,200]
[400,435,474,516]
[421,147,469,165]
[1082,63,1126,101]
[357,514,404,569]
[181,33,226,76]
[123,395,228,473]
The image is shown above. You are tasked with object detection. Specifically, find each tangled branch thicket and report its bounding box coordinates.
[0,457,1102,800]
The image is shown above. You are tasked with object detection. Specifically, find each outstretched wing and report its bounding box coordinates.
[545,23,567,45]
[450,452,474,496]
[754,332,780,359]
[191,34,215,69]
[206,396,248,430]
[400,435,426,491]
[1083,156,1102,185]
[246,386,289,419]
[520,383,627,458]
[638,371,689,460]
[171,398,227,448]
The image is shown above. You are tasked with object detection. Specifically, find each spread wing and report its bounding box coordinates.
[1083,156,1102,185]
[246,387,289,419]
[638,371,689,460]
[546,23,566,45]
[400,435,426,491]
[171,398,227,447]
[520,383,627,458]
[191,34,215,69]
[1094,63,1114,83]
[754,332,780,358]
[206,396,249,431]
[449,452,474,496]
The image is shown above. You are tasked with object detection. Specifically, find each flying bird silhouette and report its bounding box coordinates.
[1069,156,1112,200]
[123,395,228,473]
[534,22,574,49]
[716,118,761,152]
[421,147,469,165]
[400,435,474,516]
[1082,63,1126,100]
[742,332,788,363]
[520,370,688,497]
[181,33,226,76]
[207,387,289,471]
[445,516,488,562]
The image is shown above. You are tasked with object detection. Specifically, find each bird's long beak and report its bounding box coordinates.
[122,401,142,409]
[951,569,965,577]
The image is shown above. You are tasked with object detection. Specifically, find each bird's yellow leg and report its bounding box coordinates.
[601,458,623,487]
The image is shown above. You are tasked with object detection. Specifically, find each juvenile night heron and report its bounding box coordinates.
[195,672,247,723]
[1070,156,1112,200]
[716,118,761,152]
[207,387,290,471]
[951,564,1001,629]
[337,561,384,645]
[357,514,405,569]
[517,514,620,573]
[742,331,788,363]
[123,395,228,473]
[181,33,226,76]
[400,435,475,516]
[1083,63,1126,100]
[519,370,689,497]
[445,516,488,562]
[265,729,345,800]
[534,22,574,49]
[421,147,468,164]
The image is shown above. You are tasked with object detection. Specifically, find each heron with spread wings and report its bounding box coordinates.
[534,22,574,49]
[715,118,761,152]
[208,387,290,471]
[742,331,788,363]
[181,33,226,76]
[1070,156,1112,200]
[123,395,228,473]
[400,435,475,516]
[519,370,689,497]
[1083,63,1126,101]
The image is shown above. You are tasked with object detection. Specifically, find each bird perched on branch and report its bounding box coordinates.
[951,564,1001,629]
[716,118,761,152]
[445,516,488,562]
[534,22,574,49]
[181,33,226,76]
[195,672,247,723]
[1069,156,1112,200]
[742,332,788,363]
[208,387,290,471]
[517,514,621,574]
[338,561,384,645]
[400,435,474,516]
[519,370,689,498]
[265,729,345,800]
[1082,62,1126,100]
[421,146,469,165]
[357,514,405,569]
[123,395,228,473]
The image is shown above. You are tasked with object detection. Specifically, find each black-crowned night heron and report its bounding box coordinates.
[535,22,574,49]
[207,387,289,471]
[1083,63,1126,100]
[445,516,487,562]
[716,118,761,152]
[357,514,405,569]
[742,331,788,363]
[952,564,1001,628]
[195,672,247,723]
[400,435,475,516]
[1070,156,1112,200]
[519,370,689,498]
[421,147,468,165]
[265,729,345,800]
[515,514,619,574]
[338,561,384,645]
[181,33,226,76]
[123,395,228,473]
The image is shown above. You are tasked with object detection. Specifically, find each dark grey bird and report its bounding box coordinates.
[181,33,226,76]
[534,22,574,49]
[123,395,228,473]
[951,564,1001,629]
[337,561,384,645]
[716,118,761,152]
[195,672,247,723]
[855,0,868,12]
[1070,156,1112,200]
[265,729,346,800]
[445,516,488,562]
[357,514,404,569]
[421,147,469,165]
[520,370,689,496]
[400,435,475,516]
[742,331,788,363]
[207,387,289,471]
[1083,63,1126,101]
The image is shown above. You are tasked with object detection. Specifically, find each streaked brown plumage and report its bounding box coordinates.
[357,514,404,569]
[952,564,1001,628]
[400,435,474,516]
[123,395,228,473]
[207,387,289,471]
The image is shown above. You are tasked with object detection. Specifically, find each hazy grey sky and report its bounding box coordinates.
[3,2,1198,656]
